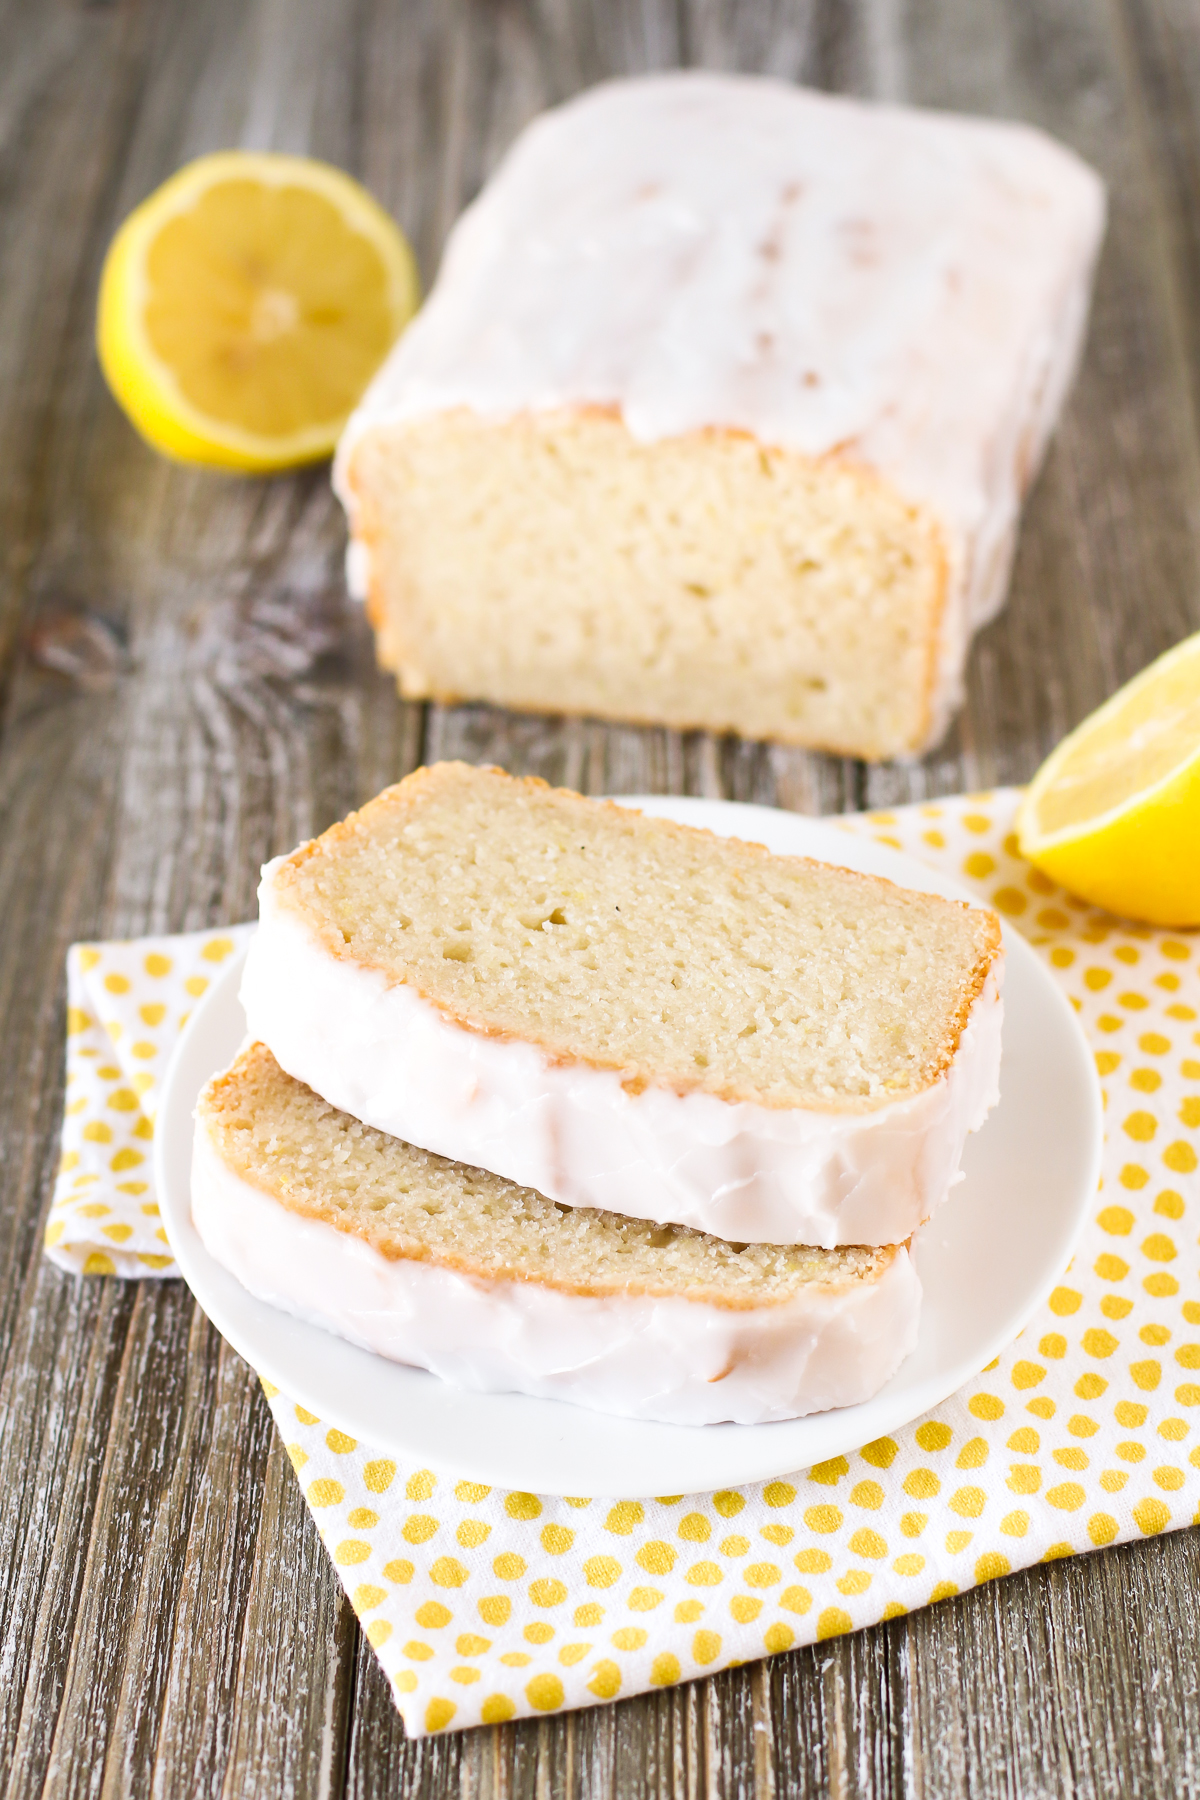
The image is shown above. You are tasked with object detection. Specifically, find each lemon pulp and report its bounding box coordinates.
[98,152,419,470]
[1017,631,1200,925]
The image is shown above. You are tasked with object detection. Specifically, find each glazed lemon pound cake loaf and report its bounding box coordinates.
[335,73,1105,759]
[192,1044,921,1425]
[241,763,1004,1246]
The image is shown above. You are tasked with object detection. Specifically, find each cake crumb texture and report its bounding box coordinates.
[350,410,946,757]
[200,1041,898,1308]
[273,762,1001,1109]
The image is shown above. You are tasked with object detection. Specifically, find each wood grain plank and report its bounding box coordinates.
[0,1,401,1795]
[1121,0,1200,441]
[37,1292,221,1800]
[0,0,149,690]
[0,1276,136,1800]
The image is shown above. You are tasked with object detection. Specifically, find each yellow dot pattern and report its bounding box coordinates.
[53,797,1200,1738]
[47,927,256,1276]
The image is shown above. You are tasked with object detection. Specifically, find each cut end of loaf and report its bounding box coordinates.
[346,409,947,759]
[269,761,1002,1112]
[198,1041,900,1309]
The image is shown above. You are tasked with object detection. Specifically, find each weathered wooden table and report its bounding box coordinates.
[2,1,1199,1793]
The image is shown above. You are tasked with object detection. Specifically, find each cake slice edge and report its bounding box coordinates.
[192,1044,922,1427]
[240,765,1004,1246]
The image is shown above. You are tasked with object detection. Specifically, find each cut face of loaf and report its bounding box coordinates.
[241,763,1004,1246]
[348,410,947,759]
[192,1043,922,1425]
[335,73,1106,758]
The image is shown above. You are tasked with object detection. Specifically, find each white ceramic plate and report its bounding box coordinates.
[156,797,1102,1498]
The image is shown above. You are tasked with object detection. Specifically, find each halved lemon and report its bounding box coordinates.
[1017,630,1200,925]
[97,151,419,471]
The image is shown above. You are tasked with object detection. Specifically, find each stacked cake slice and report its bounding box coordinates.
[192,763,1004,1424]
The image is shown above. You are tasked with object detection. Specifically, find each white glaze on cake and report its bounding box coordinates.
[335,73,1104,743]
[240,867,1005,1248]
[190,1122,922,1426]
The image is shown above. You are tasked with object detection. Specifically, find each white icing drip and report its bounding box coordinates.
[334,73,1105,747]
[190,1123,922,1426]
[344,538,371,603]
[240,863,1004,1248]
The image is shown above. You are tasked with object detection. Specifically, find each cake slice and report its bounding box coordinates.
[192,1043,921,1425]
[241,762,1003,1247]
[336,72,1105,758]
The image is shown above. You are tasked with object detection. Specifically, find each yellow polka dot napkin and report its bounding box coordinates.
[47,926,254,1277]
[51,792,1199,1737]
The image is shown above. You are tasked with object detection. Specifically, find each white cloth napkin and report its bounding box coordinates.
[49,792,1199,1737]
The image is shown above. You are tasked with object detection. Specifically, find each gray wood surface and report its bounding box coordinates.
[0,0,1198,1794]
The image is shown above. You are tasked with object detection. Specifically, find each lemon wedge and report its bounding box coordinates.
[97,152,419,471]
[1016,630,1200,925]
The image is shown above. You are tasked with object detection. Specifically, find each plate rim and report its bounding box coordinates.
[156,797,1103,1496]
